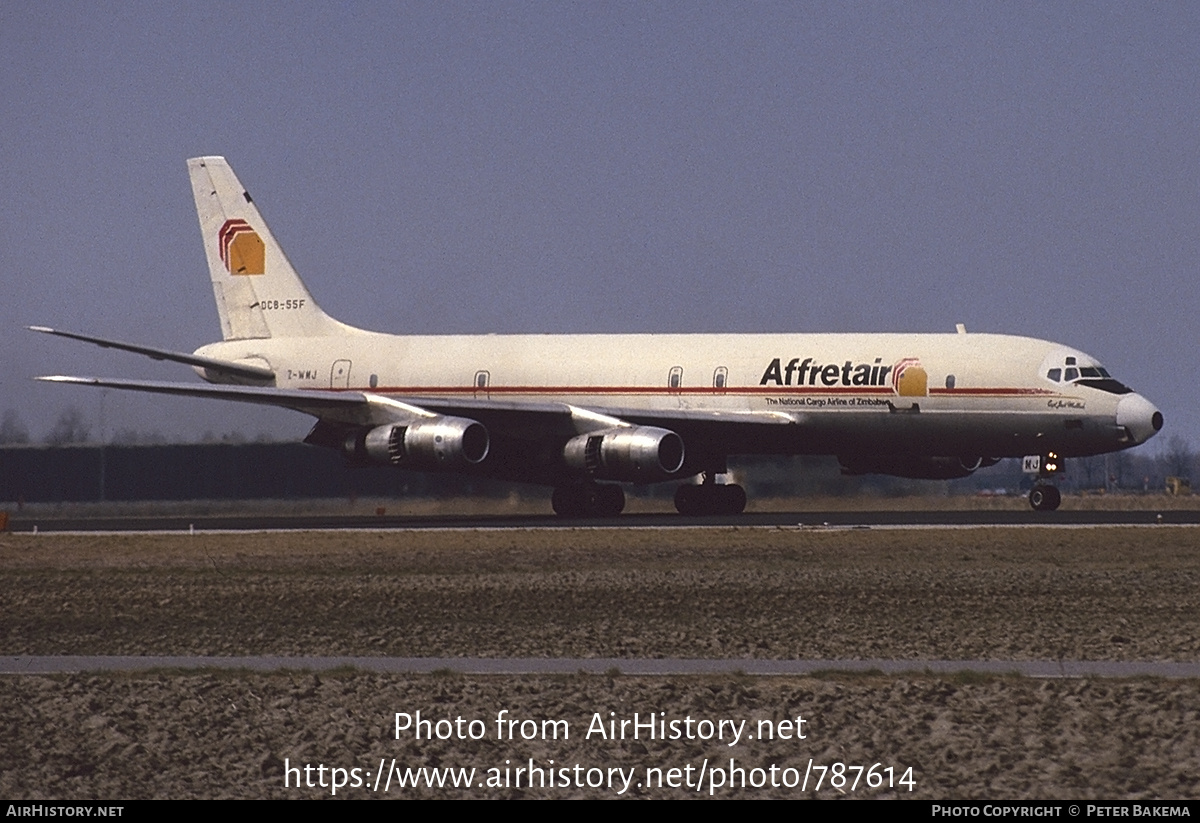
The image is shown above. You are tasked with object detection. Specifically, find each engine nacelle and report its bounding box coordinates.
[838,454,997,480]
[345,417,490,469]
[563,426,685,482]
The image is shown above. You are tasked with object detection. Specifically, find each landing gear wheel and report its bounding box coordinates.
[1029,484,1061,512]
[593,484,625,517]
[717,483,747,515]
[552,485,587,516]
[552,484,625,517]
[674,484,703,516]
[674,483,747,516]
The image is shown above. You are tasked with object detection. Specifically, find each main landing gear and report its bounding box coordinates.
[551,483,625,517]
[550,472,748,518]
[674,474,747,516]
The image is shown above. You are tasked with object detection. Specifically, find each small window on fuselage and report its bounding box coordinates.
[1047,368,1061,382]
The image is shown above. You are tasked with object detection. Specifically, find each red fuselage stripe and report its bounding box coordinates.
[313,384,1057,397]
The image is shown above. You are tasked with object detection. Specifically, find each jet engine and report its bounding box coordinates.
[344,417,490,469]
[838,454,1000,480]
[563,426,685,482]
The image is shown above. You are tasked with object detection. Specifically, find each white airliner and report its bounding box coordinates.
[34,156,1163,515]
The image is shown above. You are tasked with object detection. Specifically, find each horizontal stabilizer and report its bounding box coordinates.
[37,375,363,419]
[33,375,463,430]
[28,326,275,382]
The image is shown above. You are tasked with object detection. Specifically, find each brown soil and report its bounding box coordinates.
[1,527,1198,799]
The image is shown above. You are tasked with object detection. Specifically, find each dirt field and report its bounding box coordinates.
[1,526,1198,799]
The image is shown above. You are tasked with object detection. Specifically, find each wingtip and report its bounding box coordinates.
[36,375,93,385]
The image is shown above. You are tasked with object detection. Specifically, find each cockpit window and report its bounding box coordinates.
[1044,356,1130,393]
[1077,378,1133,395]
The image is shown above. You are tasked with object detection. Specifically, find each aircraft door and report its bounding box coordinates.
[668,365,685,408]
[330,360,352,388]
[668,366,683,392]
[713,366,728,392]
[474,370,490,399]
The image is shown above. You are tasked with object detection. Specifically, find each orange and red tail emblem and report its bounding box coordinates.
[218,219,265,275]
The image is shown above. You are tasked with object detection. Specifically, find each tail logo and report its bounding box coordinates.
[218,219,265,275]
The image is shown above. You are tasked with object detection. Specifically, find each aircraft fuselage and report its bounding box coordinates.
[195,330,1155,463]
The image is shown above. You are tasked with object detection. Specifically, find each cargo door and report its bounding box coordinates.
[330,359,352,389]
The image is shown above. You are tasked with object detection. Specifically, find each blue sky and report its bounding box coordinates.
[3,2,1197,451]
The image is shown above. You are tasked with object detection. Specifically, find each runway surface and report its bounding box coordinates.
[5,656,1200,677]
[9,508,1200,531]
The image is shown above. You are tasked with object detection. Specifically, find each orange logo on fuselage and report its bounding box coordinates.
[218,219,265,275]
[892,358,928,397]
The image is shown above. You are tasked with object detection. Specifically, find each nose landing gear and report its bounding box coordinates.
[1023,452,1064,511]
[1028,484,1062,511]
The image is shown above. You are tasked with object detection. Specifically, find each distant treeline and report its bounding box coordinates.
[0,443,514,503]
[0,442,1191,504]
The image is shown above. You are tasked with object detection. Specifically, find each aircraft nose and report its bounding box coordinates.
[1116,393,1163,445]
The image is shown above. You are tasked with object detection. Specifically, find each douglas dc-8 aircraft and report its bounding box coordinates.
[34,156,1163,515]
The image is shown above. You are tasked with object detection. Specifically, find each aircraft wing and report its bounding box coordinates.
[409,395,795,429]
[29,326,275,383]
[36,375,796,440]
[397,395,798,446]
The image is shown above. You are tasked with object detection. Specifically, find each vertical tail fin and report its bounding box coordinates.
[188,156,347,340]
